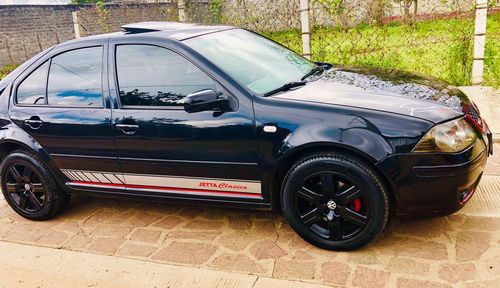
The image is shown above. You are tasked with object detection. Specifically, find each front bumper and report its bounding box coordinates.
[376,133,490,217]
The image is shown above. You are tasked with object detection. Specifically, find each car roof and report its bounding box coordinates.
[121,22,235,40]
[62,21,235,47]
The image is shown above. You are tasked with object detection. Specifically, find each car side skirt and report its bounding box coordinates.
[62,169,263,200]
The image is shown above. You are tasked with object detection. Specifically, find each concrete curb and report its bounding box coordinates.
[0,241,330,288]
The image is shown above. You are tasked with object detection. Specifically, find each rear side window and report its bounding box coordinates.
[47,47,103,107]
[115,45,215,107]
[17,61,49,105]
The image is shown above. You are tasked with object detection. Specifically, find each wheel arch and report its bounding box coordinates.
[0,128,58,175]
[0,140,37,162]
[270,143,398,213]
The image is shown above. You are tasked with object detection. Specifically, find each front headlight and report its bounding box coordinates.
[413,118,477,153]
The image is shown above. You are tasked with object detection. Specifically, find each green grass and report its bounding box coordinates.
[264,13,500,87]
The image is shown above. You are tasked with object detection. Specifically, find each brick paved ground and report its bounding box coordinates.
[0,143,499,287]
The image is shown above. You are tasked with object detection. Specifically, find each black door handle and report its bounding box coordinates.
[116,124,139,135]
[24,117,43,129]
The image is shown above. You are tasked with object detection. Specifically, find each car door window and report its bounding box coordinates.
[16,61,50,105]
[47,47,103,107]
[115,45,216,107]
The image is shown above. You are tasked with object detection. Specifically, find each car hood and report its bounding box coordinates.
[273,67,470,123]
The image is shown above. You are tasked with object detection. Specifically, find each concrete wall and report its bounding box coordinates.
[77,3,177,37]
[0,5,75,66]
[0,3,177,66]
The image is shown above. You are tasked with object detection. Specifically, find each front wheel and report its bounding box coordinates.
[281,152,389,250]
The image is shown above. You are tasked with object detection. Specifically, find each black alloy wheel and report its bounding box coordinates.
[4,163,46,213]
[296,171,369,241]
[282,152,389,250]
[1,150,70,220]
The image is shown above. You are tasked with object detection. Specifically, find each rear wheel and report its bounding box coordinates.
[1,150,70,220]
[281,152,389,250]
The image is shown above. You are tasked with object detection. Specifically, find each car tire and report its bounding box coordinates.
[0,150,69,220]
[281,152,389,250]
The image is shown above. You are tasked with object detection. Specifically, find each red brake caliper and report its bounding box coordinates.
[353,198,362,212]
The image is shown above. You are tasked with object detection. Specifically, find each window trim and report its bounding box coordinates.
[114,43,218,110]
[44,58,50,105]
[14,45,106,109]
[14,59,50,107]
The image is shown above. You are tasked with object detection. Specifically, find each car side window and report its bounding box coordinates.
[47,47,103,107]
[115,45,216,107]
[16,61,50,105]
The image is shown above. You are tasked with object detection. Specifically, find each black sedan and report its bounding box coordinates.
[0,22,492,250]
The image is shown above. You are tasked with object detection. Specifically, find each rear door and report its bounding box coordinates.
[9,40,124,189]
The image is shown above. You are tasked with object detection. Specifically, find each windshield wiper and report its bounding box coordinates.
[263,81,307,97]
[301,65,328,81]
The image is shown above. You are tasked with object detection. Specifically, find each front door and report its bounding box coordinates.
[109,42,262,202]
[9,43,123,189]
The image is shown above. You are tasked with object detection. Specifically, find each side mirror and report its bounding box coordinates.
[184,89,229,113]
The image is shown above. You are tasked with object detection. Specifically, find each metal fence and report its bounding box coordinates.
[310,0,477,86]
[1,0,499,87]
[176,0,498,87]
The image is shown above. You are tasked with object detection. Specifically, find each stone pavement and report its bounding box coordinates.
[0,144,499,288]
[0,241,330,288]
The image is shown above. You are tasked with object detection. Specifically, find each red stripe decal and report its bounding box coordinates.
[69,181,262,198]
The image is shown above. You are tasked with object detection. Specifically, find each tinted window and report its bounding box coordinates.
[116,45,215,107]
[47,47,103,107]
[17,61,49,105]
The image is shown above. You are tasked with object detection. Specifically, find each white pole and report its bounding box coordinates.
[300,0,312,59]
[471,0,488,85]
[178,0,187,22]
[72,11,81,39]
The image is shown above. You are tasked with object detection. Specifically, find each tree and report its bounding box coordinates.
[368,0,390,25]
[396,0,418,21]
[313,0,349,28]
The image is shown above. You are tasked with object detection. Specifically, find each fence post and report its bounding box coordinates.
[178,0,187,22]
[5,39,14,65]
[471,0,488,85]
[300,0,312,59]
[72,11,82,39]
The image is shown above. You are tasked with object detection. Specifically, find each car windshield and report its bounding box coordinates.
[184,29,316,95]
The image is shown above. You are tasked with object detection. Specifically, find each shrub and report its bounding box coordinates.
[0,64,18,81]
